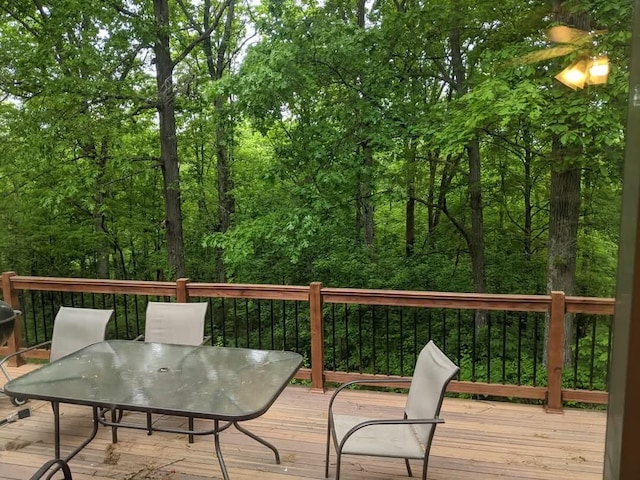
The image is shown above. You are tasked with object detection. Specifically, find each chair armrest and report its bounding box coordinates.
[339,417,445,450]
[0,340,53,368]
[328,378,412,415]
[29,458,73,480]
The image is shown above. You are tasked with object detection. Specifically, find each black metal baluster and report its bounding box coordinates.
[257,300,263,350]
[501,312,507,384]
[270,299,275,350]
[413,307,420,365]
[574,317,581,389]
[399,309,404,377]
[331,304,336,370]
[42,292,50,342]
[471,311,477,382]
[345,304,350,372]
[372,306,377,374]
[532,315,539,387]
[358,305,363,373]
[111,294,119,339]
[589,316,597,390]
[281,300,287,351]
[134,295,141,339]
[606,316,613,389]
[457,310,462,377]
[205,298,213,345]
[123,295,130,338]
[385,308,390,375]
[244,300,249,348]
[517,313,523,385]
[487,312,492,383]
[220,299,226,346]
[294,301,299,353]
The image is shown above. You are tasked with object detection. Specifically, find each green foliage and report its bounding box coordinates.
[0,0,629,396]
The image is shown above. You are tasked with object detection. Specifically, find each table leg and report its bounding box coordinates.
[233,421,281,464]
[52,402,61,459]
[213,419,230,480]
[52,404,100,463]
[65,407,100,461]
[111,408,118,443]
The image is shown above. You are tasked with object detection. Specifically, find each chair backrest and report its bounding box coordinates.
[49,307,114,362]
[405,340,459,444]
[144,302,208,346]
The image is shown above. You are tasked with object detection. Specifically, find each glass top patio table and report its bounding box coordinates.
[5,340,303,420]
[4,340,303,480]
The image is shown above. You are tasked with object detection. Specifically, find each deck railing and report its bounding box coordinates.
[0,272,614,412]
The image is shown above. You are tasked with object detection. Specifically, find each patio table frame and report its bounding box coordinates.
[3,340,303,480]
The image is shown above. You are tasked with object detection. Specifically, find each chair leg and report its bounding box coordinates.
[188,416,194,444]
[324,419,332,478]
[405,458,413,477]
[335,451,342,480]
[0,362,12,383]
[146,412,153,435]
[421,456,429,480]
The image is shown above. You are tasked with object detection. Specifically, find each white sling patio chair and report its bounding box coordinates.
[126,301,209,443]
[0,306,114,406]
[325,340,459,480]
[142,301,210,345]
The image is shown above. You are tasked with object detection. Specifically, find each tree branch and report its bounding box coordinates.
[171,0,232,69]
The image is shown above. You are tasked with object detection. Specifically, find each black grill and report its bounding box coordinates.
[0,300,17,346]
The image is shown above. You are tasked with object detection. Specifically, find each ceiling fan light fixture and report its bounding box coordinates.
[586,55,609,85]
[555,58,588,90]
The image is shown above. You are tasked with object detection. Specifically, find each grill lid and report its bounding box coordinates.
[0,300,16,346]
[0,301,16,323]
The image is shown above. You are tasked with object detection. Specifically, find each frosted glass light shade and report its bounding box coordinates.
[555,59,588,90]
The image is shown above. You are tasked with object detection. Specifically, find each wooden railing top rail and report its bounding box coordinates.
[188,283,310,301]
[565,295,615,315]
[8,275,177,296]
[321,288,553,312]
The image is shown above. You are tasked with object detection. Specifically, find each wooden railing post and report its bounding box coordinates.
[2,271,24,366]
[176,278,190,303]
[309,282,325,392]
[547,291,565,413]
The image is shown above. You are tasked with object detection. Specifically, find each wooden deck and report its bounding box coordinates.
[0,364,606,480]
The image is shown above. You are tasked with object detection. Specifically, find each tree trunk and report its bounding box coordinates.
[363,142,375,247]
[544,0,585,367]
[203,0,236,282]
[79,137,110,279]
[450,3,487,326]
[153,0,185,279]
[523,128,534,260]
[405,141,416,257]
[545,135,581,366]
[354,1,374,248]
[467,136,487,296]
[94,139,110,279]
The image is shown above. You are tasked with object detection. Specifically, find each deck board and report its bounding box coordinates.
[0,364,605,479]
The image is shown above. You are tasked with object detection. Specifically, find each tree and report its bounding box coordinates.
[152,0,185,279]
[135,0,233,279]
[544,0,630,364]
